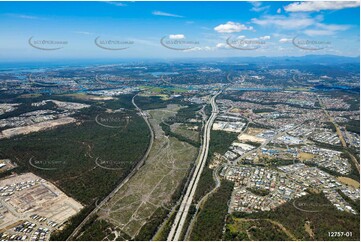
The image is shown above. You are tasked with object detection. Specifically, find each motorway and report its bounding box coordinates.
[167,91,221,241]
[66,93,154,240]
[183,163,223,240]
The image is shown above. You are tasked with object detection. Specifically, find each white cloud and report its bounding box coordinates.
[251,14,315,30]
[284,1,360,12]
[303,29,335,36]
[73,31,93,35]
[216,43,229,49]
[260,35,271,40]
[249,2,270,12]
[253,12,349,36]
[315,23,350,32]
[304,23,350,36]
[105,1,127,7]
[214,21,253,33]
[152,11,183,18]
[183,46,214,52]
[6,14,40,19]
[277,8,282,14]
[169,34,185,39]
[279,38,292,43]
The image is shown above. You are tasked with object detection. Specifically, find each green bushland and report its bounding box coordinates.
[233,193,360,241]
[133,95,171,110]
[193,130,238,202]
[323,121,337,132]
[193,167,214,203]
[243,141,261,148]
[264,158,298,167]
[0,106,150,204]
[159,103,202,147]
[134,207,169,241]
[342,119,360,134]
[223,217,291,241]
[153,207,178,241]
[209,130,238,155]
[246,187,270,196]
[248,122,273,129]
[304,151,359,182]
[75,217,129,241]
[190,180,234,241]
[1,95,151,242]
[160,122,199,147]
[336,189,360,213]
[204,104,212,117]
[253,108,276,113]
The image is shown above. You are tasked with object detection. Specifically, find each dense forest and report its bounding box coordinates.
[0,95,151,241]
[232,192,360,241]
[190,180,234,240]
[194,130,238,202]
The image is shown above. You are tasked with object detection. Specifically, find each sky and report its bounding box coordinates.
[0,1,359,61]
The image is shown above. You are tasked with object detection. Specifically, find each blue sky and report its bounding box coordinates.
[0,1,359,61]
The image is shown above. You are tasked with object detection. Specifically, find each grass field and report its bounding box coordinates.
[337,177,360,188]
[96,105,198,238]
[233,193,360,241]
[298,152,316,161]
[224,218,292,241]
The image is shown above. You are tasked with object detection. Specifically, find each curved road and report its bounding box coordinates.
[67,93,154,240]
[167,91,221,241]
[184,164,223,240]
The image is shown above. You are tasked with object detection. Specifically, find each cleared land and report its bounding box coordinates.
[298,152,316,161]
[337,177,360,189]
[61,94,115,101]
[238,133,265,143]
[245,127,265,136]
[0,117,76,139]
[97,105,198,238]
[0,173,83,238]
[224,218,293,241]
